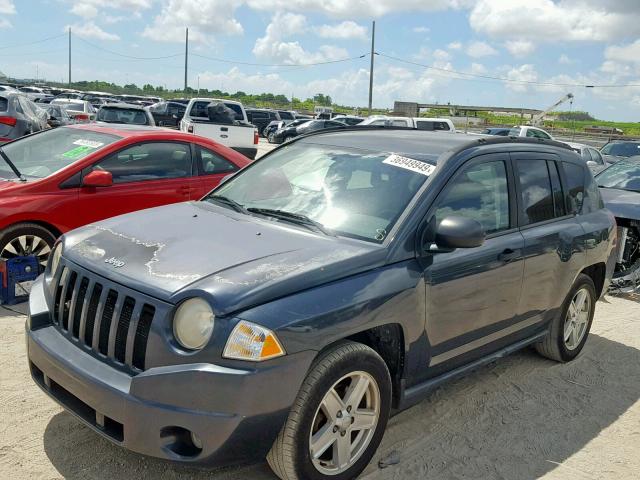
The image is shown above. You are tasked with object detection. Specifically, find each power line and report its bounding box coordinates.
[190,52,368,68]
[377,52,640,88]
[0,32,67,51]
[74,36,183,60]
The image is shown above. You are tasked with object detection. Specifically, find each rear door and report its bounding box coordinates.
[75,141,199,226]
[512,153,586,326]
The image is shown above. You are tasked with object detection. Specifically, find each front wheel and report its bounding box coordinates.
[0,223,57,273]
[535,273,597,362]
[267,341,391,480]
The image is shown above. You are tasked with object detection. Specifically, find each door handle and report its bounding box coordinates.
[220,127,229,132]
[498,248,519,263]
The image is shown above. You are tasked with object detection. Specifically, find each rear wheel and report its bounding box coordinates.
[267,341,391,480]
[0,223,57,272]
[535,274,597,362]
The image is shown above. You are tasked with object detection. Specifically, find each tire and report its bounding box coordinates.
[267,341,391,480]
[535,273,597,362]
[0,223,57,273]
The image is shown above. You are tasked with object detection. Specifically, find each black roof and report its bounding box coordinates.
[295,127,572,163]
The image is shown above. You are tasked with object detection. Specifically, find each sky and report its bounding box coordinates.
[2,0,640,121]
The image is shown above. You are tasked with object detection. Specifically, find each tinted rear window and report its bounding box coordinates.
[98,107,149,125]
[562,162,586,214]
[191,101,243,120]
[416,121,450,131]
[279,111,294,120]
[0,97,7,112]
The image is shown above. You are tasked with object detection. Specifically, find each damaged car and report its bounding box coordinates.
[596,158,640,292]
[27,129,616,480]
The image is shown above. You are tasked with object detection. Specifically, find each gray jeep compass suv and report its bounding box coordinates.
[27,129,617,480]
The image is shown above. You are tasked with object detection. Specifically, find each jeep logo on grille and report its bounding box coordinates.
[105,257,125,268]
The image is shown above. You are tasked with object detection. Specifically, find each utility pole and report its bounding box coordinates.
[68,27,71,85]
[368,20,375,115]
[184,27,189,93]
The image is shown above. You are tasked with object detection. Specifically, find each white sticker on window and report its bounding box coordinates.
[73,139,104,149]
[382,154,435,176]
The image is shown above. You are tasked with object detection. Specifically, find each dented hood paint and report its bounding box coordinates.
[600,187,640,221]
[63,201,385,314]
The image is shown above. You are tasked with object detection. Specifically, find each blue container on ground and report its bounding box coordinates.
[0,256,39,305]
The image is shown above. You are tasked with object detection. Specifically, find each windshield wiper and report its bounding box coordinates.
[246,208,334,236]
[0,148,25,182]
[207,194,248,213]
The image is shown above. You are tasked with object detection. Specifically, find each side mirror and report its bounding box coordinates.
[82,170,113,187]
[431,216,486,250]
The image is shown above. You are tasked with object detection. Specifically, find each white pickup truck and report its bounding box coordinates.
[358,116,456,132]
[180,98,258,159]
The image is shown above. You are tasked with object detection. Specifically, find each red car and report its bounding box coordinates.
[0,124,250,270]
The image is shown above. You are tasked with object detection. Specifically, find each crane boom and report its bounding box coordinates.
[531,93,574,126]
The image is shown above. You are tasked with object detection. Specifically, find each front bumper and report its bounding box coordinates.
[26,276,314,466]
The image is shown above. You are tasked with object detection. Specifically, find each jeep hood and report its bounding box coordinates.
[63,201,385,315]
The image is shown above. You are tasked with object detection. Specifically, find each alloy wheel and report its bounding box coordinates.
[0,235,51,269]
[563,287,591,350]
[309,371,380,475]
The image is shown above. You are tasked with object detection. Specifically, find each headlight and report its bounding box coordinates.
[49,242,63,275]
[223,320,285,361]
[173,298,215,350]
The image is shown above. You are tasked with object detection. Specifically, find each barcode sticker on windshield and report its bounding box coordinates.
[73,139,103,148]
[383,154,435,176]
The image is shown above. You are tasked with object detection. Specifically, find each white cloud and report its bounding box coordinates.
[447,41,462,50]
[0,0,15,14]
[470,0,640,43]
[466,41,498,58]
[503,64,538,92]
[245,0,475,18]
[413,26,430,33]
[142,0,244,44]
[0,18,11,29]
[558,54,574,65]
[64,21,120,41]
[505,39,535,58]
[605,39,640,65]
[433,49,451,62]
[71,3,98,18]
[199,67,294,96]
[315,21,368,40]
[469,62,487,75]
[253,13,348,64]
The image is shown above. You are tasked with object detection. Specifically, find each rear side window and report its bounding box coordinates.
[279,111,294,120]
[416,121,450,131]
[515,159,555,225]
[562,162,586,214]
[0,97,7,112]
[197,146,238,175]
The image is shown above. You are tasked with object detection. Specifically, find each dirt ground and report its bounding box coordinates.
[1,294,638,480]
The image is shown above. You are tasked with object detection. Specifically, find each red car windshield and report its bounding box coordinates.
[0,128,120,179]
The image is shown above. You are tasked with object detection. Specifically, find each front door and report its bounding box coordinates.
[75,141,199,227]
[421,155,525,371]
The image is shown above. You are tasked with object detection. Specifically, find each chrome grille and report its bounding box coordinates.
[51,263,157,371]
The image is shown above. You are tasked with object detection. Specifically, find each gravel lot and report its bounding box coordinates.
[1,293,638,480]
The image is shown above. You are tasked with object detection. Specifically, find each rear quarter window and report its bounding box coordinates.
[562,162,586,214]
[0,97,7,111]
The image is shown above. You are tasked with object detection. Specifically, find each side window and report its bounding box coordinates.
[434,161,510,235]
[581,149,593,163]
[416,121,434,131]
[391,120,409,127]
[14,98,24,114]
[537,130,551,139]
[515,159,555,225]
[369,120,386,126]
[526,129,537,138]
[562,162,586,214]
[547,160,566,217]
[197,146,238,175]
[92,142,191,183]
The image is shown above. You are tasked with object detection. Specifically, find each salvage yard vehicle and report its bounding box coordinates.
[271,118,346,143]
[180,98,259,159]
[97,103,155,126]
[566,141,607,174]
[0,124,249,271]
[600,140,640,164]
[596,158,640,292]
[149,101,186,127]
[50,99,97,123]
[0,92,49,143]
[507,125,554,140]
[358,116,456,132]
[25,128,617,479]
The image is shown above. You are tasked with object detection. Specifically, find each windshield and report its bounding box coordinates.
[596,160,640,192]
[600,142,640,157]
[98,107,149,125]
[207,143,433,243]
[0,128,120,179]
